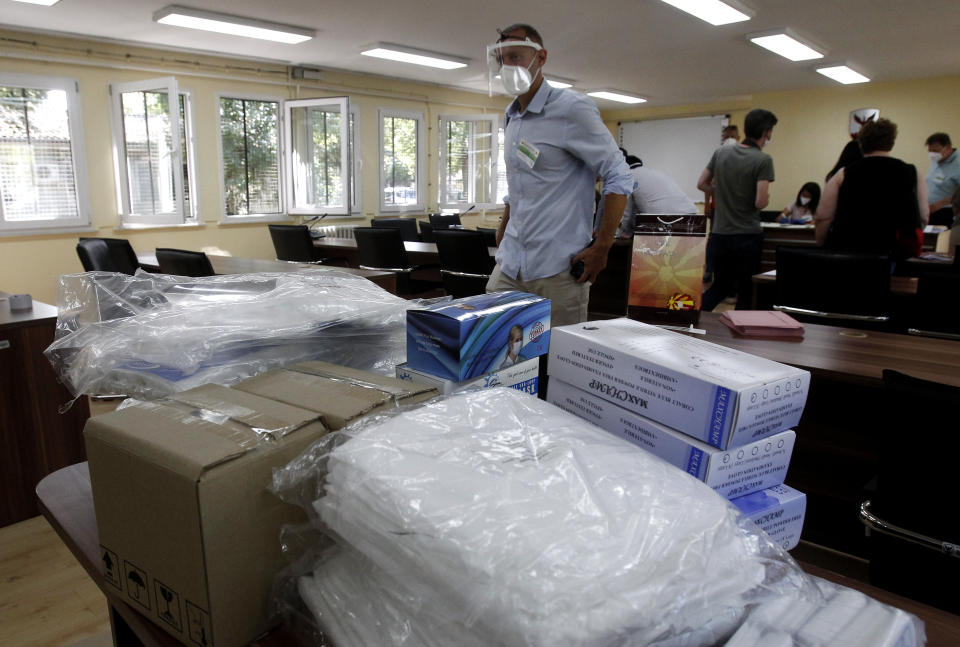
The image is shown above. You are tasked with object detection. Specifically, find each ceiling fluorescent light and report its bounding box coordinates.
[749,31,824,61]
[360,43,468,70]
[659,0,752,26]
[587,91,647,104]
[11,0,62,4]
[817,65,870,85]
[153,5,314,44]
[546,75,576,89]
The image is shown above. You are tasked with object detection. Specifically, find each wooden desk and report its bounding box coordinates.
[694,311,960,387]
[38,462,960,647]
[313,236,496,268]
[1,293,89,527]
[136,253,396,295]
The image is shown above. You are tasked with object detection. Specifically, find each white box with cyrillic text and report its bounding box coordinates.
[547,318,809,449]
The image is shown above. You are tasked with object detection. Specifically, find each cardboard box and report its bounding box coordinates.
[395,357,539,395]
[547,379,795,499]
[406,291,550,381]
[234,360,438,429]
[730,484,807,551]
[86,366,437,647]
[547,318,809,449]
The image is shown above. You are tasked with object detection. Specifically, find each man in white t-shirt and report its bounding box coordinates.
[616,156,697,238]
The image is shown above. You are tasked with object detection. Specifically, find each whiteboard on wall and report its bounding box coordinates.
[618,115,726,202]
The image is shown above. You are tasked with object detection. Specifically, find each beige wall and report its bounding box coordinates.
[0,29,508,303]
[603,75,960,211]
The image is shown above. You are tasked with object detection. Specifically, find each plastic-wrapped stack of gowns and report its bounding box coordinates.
[46,269,423,400]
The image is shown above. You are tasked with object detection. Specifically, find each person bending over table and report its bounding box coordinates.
[815,118,929,260]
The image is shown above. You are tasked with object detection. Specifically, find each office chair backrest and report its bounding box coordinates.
[475,227,498,248]
[774,246,891,319]
[353,227,411,271]
[268,224,318,262]
[434,230,495,275]
[155,248,216,277]
[429,213,461,230]
[906,272,960,339]
[76,238,114,272]
[418,220,435,243]
[79,237,141,275]
[864,369,960,612]
[371,218,420,242]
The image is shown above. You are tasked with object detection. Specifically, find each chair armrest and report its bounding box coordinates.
[860,500,960,557]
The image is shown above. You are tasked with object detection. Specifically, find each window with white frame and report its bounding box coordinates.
[285,97,351,216]
[438,114,499,209]
[379,109,425,212]
[349,107,361,214]
[496,126,508,204]
[110,77,197,226]
[219,95,282,220]
[0,74,90,234]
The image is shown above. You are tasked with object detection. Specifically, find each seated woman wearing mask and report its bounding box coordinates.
[814,118,929,260]
[778,182,820,224]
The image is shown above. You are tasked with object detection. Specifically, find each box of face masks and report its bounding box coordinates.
[396,357,539,396]
[406,291,550,382]
[730,484,807,551]
[547,318,809,449]
[547,379,795,499]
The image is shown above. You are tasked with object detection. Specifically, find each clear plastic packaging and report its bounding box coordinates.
[272,388,822,647]
[46,269,429,400]
[725,575,926,647]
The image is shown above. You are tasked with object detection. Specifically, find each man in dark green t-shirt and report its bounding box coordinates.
[697,108,777,310]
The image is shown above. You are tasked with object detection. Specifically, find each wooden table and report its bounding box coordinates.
[313,236,496,268]
[1,292,89,527]
[694,310,960,387]
[37,462,960,646]
[137,253,396,295]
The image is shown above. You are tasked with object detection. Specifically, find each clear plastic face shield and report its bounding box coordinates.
[487,38,543,97]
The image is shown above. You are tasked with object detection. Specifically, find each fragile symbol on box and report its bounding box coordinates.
[187,601,212,647]
[123,560,150,610]
[100,546,121,590]
[155,579,183,633]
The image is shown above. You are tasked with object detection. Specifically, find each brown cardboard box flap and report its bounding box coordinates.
[85,385,324,479]
[235,361,436,430]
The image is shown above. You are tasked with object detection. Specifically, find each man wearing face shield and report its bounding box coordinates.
[485,24,633,326]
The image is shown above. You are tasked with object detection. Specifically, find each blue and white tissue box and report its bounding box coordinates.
[396,357,539,396]
[406,291,550,382]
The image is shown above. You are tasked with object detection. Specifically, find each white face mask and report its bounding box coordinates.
[929,151,943,164]
[501,59,539,96]
[722,137,738,147]
[799,196,811,206]
[509,340,522,356]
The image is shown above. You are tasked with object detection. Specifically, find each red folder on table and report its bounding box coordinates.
[720,310,805,338]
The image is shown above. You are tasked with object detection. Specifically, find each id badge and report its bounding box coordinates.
[516,140,540,168]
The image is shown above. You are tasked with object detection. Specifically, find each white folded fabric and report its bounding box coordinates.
[294,388,814,646]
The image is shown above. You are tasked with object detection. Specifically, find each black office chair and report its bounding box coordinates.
[155,248,216,277]
[371,217,421,242]
[475,227,498,248]
[268,224,350,267]
[773,246,892,328]
[905,272,960,339]
[76,238,115,272]
[418,220,435,243]
[433,230,495,298]
[353,227,441,298]
[78,237,141,274]
[859,370,960,614]
[429,213,461,231]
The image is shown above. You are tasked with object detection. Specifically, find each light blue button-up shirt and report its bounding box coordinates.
[497,83,633,281]
[926,148,960,204]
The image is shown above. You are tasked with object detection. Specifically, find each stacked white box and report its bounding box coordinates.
[548,318,810,449]
[547,380,795,499]
[730,484,807,551]
[396,358,539,395]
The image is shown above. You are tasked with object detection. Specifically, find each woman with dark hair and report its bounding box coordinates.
[778,182,820,224]
[814,118,929,259]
